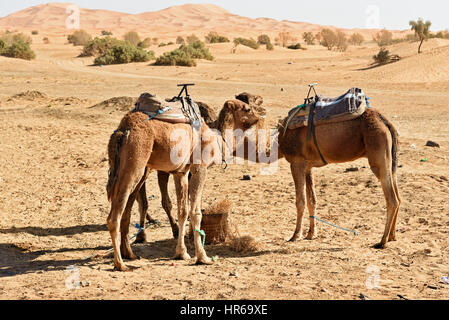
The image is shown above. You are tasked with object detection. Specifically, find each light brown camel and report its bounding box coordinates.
[107,99,262,271]
[134,96,266,243]
[223,105,400,249]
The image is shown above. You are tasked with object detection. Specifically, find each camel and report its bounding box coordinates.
[107,98,263,271]
[229,101,400,249]
[134,96,266,243]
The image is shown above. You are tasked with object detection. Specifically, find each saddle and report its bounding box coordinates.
[133,92,202,128]
[286,87,367,130]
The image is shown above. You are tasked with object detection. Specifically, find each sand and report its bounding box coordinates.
[0,4,448,301]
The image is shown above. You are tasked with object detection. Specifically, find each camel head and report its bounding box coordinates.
[217,99,265,134]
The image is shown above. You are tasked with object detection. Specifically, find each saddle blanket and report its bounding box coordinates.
[134,93,202,127]
[286,87,367,130]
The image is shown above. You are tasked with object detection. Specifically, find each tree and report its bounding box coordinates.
[335,31,348,52]
[123,31,141,47]
[257,34,271,45]
[275,32,297,47]
[67,30,92,46]
[349,33,364,46]
[319,29,337,50]
[409,18,432,53]
[373,30,393,47]
[303,32,315,45]
[205,32,229,44]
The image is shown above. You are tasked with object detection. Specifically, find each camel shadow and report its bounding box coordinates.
[133,238,280,262]
[0,243,110,278]
[0,224,107,237]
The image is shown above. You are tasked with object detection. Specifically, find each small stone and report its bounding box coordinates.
[425,141,440,148]
[229,271,239,277]
[242,175,251,181]
[359,293,371,300]
[81,281,91,287]
[345,167,359,173]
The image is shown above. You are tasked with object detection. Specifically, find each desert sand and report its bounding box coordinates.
[0,4,448,300]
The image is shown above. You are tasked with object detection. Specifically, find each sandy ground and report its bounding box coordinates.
[0,38,448,300]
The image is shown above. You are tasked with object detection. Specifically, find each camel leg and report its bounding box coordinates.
[289,162,307,242]
[120,169,150,259]
[189,166,213,265]
[305,169,318,240]
[107,166,146,271]
[173,172,191,260]
[388,173,401,242]
[158,171,179,239]
[135,182,149,244]
[370,164,400,249]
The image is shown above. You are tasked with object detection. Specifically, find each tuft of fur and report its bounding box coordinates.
[376,112,399,174]
[106,129,129,201]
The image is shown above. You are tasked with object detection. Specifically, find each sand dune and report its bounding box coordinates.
[0,2,398,39]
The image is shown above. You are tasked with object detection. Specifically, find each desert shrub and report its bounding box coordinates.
[349,33,364,46]
[372,48,400,65]
[176,36,185,44]
[80,36,122,57]
[158,43,167,47]
[233,37,260,49]
[319,29,338,50]
[138,37,152,49]
[101,30,113,36]
[287,43,303,50]
[0,32,32,45]
[94,43,155,65]
[2,41,36,60]
[266,42,274,51]
[123,31,141,47]
[186,34,200,44]
[205,32,229,44]
[335,31,348,52]
[68,30,92,46]
[303,32,315,45]
[257,34,271,45]
[0,39,6,54]
[42,37,50,44]
[31,30,39,35]
[373,30,393,46]
[433,31,449,39]
[154,40,214,67]
[152,38,159,45]
[275,32,297,47]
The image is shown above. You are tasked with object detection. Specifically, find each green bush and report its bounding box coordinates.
[205,32,230,44]
[266,42,274,51]
[2,41,36,60]
[349,33,364,46]
[94,43,155,65]
[373,30,393,47]
[138,38,152,49]
[287,43,303,50]
[186,34,200,44]
[0,39,6,54]
[319,29,337,50]
[68,30,92,46]
[257,34,271,45]
[154,40,214,67]
[372,48,400,65]
[303,32,315,45]
[80,36,122,57]
[233,37,260,49]
[0,32,32,45]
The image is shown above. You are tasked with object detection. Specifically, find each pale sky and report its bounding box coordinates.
[1,0,448,31]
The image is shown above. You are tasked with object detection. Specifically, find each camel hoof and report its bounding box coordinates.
[288,235,301,242]
[196,257,214,265]
[373,243,387,249]
[134,234,147,244]
[113,264,130,272]
[174,252,191,261]
[305,232,317,241]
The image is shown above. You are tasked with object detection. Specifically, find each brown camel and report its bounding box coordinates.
[107,99,262,271]
[236,106,400,249]
[134,96,266,243]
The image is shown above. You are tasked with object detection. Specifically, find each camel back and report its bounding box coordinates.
[133,93,202,128]
[286,87,367,130]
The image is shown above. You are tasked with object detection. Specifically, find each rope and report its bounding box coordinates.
[194,229,206,248]
[310,216,359,236]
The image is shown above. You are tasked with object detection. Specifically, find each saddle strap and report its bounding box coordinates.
[307,103,328,165]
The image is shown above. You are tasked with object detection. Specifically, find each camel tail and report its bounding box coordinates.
[377,112,399,174]
[107,129,129,202]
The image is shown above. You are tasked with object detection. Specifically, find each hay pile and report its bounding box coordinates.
[190,199,262,253]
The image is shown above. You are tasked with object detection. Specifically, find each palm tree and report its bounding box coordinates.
[409,18,432,54]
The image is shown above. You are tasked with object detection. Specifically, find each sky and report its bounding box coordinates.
[0,0,448,31]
